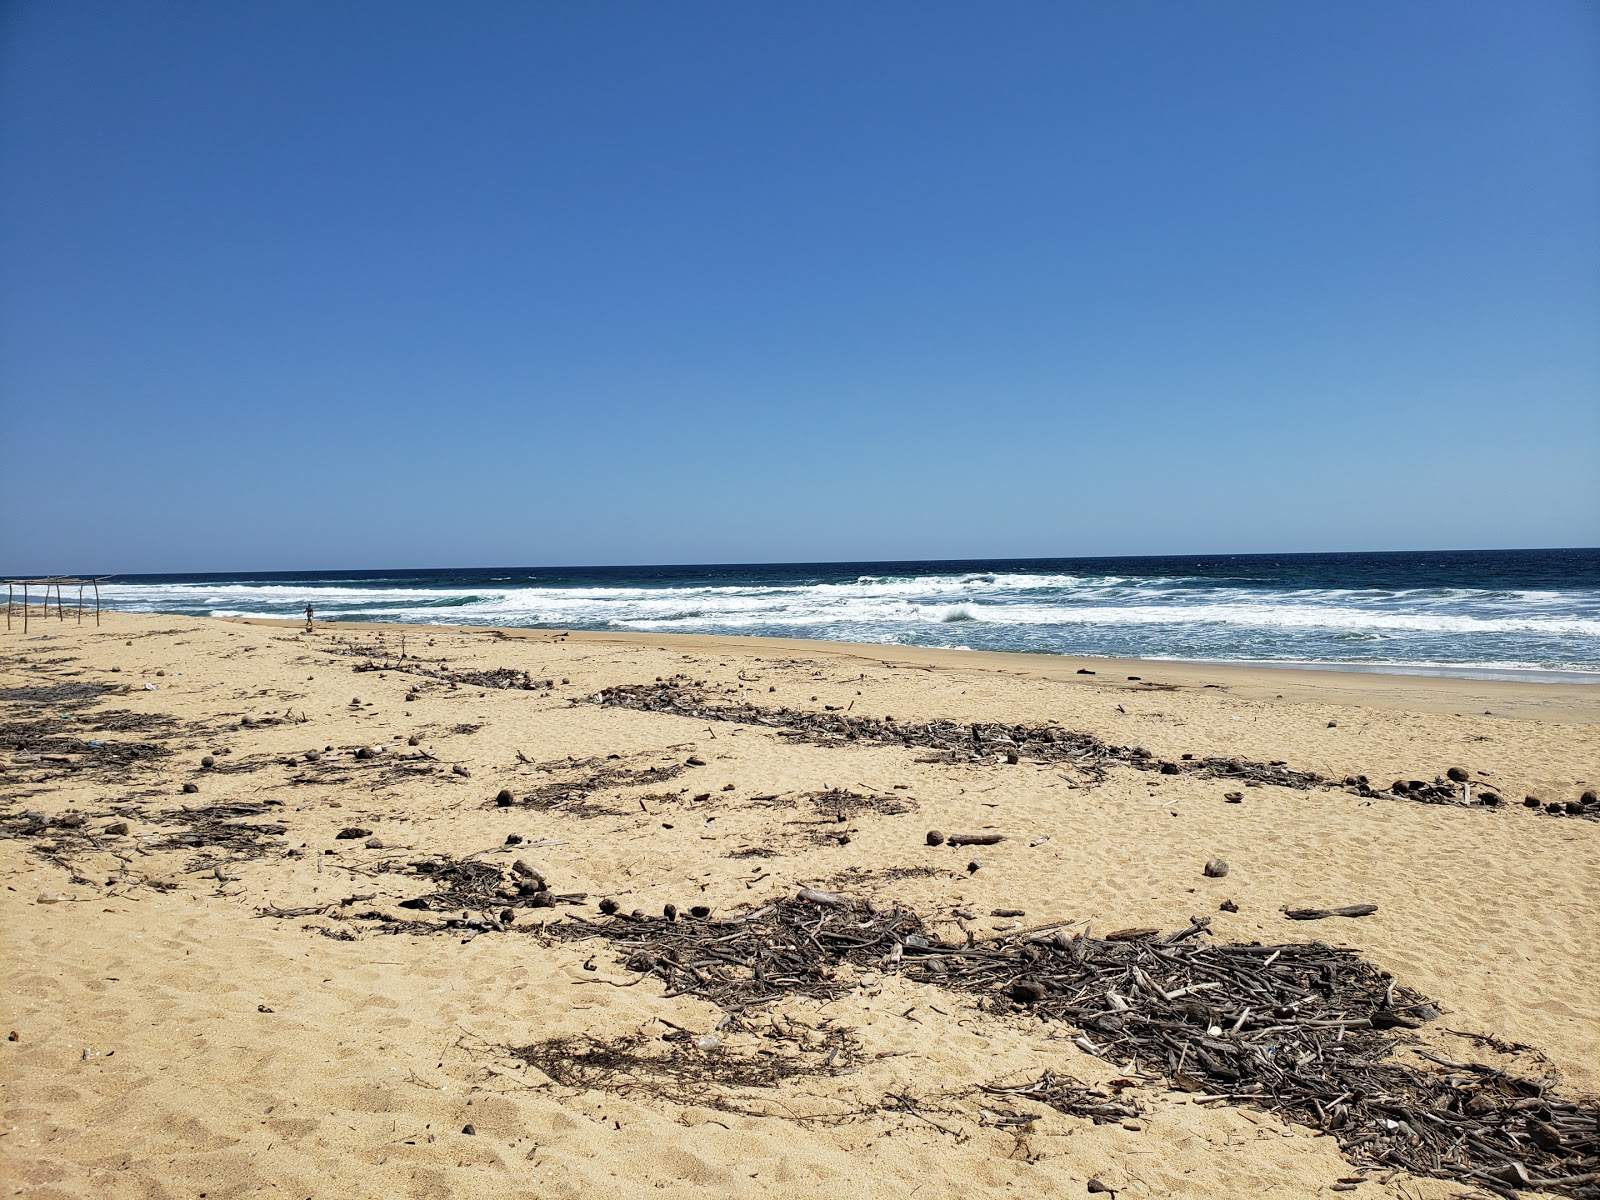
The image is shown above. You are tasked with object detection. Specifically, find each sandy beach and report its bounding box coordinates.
[3,612,1596,1199]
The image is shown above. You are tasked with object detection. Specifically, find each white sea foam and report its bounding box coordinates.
[98,566,1600,673]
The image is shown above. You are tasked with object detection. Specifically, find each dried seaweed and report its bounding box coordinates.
[496,757,685,817]
[592,681,1323,788]
[510,1024,861,1115]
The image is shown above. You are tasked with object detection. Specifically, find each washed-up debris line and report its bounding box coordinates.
[511,1024,863,1117]
[262,855,588,938]
[550,896,1598,1198]
[323,634,558,692]
[592,680,1324,789]
[492,756,686,817]
[146,800,289,872]
[592,680,1600,819]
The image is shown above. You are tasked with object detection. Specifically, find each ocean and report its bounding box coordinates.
[94,549,1600,680]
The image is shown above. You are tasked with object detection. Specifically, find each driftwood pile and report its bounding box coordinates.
[549,896,1597,1198]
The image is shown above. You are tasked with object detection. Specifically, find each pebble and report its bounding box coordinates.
[1203,859,1229,878]
[182,782,199,794]
[925,830,946,846]
[364,837,384,849]
[104,821,130,836]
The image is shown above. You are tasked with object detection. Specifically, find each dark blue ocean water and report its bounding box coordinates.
[99,549,1600,678]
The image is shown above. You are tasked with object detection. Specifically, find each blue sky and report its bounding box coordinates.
[1,0,1596,573]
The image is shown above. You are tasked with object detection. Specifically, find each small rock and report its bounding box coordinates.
[1545,802,1564,816]
[364,837,384,849]
[1224,792,1242,803]
[201,755,215,769]
[354,747,374,760]
[461,1123,476,1136]
[1326,721,1337,728]
[1159,762,1179,775]
[335,827,372,839]
[1007,980,1047,1004]
[1219,899,1238,912]
[1076,668,1096,675]
[1447,767,1469,782]
[1524,796,1542,808]
[104,821,130,836]
[36,892,71,904]
[925,830,946,846]
[1564,801,1584,815]
[689,905,711,919]
[182,782,199,794]
[966,859,980,874]
[599,898,619,915]
[505,833,524,845]
[496,789,515,806]
[685,756,706,767]
[1203,859,1229,878]
[1582,790,1598,804]
[451,764,471,778]
[663,903,678,921]
[407,735,420,746]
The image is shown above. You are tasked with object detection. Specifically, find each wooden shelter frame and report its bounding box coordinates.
[4,576,114,632]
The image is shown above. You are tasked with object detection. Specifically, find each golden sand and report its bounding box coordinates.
[3,614,1596,1198]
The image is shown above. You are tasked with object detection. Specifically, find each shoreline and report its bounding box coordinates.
[231,616,1600,722]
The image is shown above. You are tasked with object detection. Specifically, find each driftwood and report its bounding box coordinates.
[945,832,1004,847]
[1284,904,1380,921]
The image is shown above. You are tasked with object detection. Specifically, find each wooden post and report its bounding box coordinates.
[77,581,85,624]
[55,581,64,620]
[94,580,101,626]
[5,582,11,631]
[22,583,29,633]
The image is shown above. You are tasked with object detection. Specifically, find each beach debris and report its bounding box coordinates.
[335,827,372,840]
[1219,899,1238,912]
[201,754,215,768]
[1203,859,1229,878]
[490,755,686,818]
[925,830,946,846]
[1086,1181,1117,1198]
[797,888,845,906]
[181,781,199,794]
[451,764,471,778]
[1283,904,1378,920]
[546,897,1598,1196]
[1224,792,1242,803]
[1447,766,1469,782]
[945,832,1003,847]
[508,1024,861,1116]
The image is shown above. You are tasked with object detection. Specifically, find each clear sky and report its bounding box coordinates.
[1,1,1596,574]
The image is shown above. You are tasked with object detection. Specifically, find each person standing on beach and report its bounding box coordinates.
[304,603,314,634]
